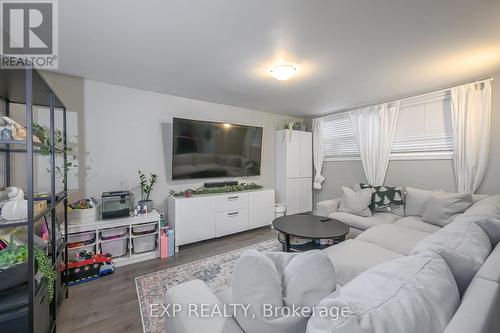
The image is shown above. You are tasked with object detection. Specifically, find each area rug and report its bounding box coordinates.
[135,238,281,333]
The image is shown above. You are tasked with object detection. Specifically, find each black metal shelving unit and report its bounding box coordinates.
[0,59,69,333]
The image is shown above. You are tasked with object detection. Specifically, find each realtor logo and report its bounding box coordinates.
[1,0,58,69]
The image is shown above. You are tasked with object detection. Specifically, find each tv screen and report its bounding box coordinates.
[172,118,263,180]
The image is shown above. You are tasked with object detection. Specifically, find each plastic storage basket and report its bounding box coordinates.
[100,227,128,240]
[68,231,95,245]
[132,223,157,235]
[132,234,156,254]
[100,238,128,258]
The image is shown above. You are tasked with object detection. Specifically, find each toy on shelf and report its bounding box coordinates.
[1,116,41,143]
[60,250,113,286]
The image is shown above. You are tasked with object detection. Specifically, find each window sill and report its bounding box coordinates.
[389,152,453,160]
[324,152,453,162]
[324,156,361,162]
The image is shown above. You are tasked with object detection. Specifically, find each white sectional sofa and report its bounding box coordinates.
[165,193,500,333]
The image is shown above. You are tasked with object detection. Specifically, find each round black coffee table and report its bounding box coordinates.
[273,215,349,252]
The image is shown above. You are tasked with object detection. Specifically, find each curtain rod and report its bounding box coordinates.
[317,77,493,119]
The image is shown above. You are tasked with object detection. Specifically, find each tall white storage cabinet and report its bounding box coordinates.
[276,130,313,215]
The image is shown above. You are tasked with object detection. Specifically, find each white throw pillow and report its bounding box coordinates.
[411,219,492,295]
[405,186,434,217]
[232,250,336,333]
[306,252,460,333]
[338,186,372,217]
[422,191,473,227]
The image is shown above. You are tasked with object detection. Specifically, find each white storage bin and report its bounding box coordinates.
[68,231,95,245]
[101,238,128,258]
[132,223,157,235]
[100,227,128,240]
[68,244,95,259]
[68,207,97,225]
[132,234,157,254]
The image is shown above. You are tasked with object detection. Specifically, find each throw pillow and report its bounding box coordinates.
[338,186,372,217]
[411,219,492,295]
[405,187,435,217]
[422,191,473,226]
[359,183,404,214]
[306,252,460,333]
[232,250,337,333]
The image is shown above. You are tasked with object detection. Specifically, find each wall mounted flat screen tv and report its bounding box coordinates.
[172,118,263,180]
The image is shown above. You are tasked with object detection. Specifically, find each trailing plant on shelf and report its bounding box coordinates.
[34,247,56,303]
[169,182,264,197]
[32,123,77,182]
[138,170,158,213]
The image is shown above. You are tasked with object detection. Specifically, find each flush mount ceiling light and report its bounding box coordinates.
[270,64,297,81]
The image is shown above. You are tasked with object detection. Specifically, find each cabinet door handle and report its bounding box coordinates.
[228,196,239,201]
[227,212,239,217]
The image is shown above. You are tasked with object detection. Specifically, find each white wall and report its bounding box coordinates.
[41,72,301,212]
[314,70,500,203]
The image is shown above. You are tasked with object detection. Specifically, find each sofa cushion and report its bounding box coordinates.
[394,216,442,233]
[232,250,336,333]
[356,224,431,255]
[412,219,492,295]
[338,187,373,217]
[455,214,500,247]
[475,241,500,283]
[422,191,473,227]
[329,211,399,231]
[306,252,460,333]
[165,279,245,333]
[405,186,434,217]
[443,278,500,333]
[473,193,491,204]
[464,194,500,218]
[323,239,402,285]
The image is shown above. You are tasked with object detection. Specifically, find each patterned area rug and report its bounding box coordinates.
[135,238,282,333]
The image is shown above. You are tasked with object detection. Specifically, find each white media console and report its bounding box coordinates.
[167,188,275,249]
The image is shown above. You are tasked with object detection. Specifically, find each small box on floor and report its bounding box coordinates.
[167,229,175,257]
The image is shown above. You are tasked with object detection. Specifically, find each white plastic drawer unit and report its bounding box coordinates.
[215,193,249,212]
[215,209,249,237]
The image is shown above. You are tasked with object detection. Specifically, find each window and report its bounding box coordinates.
[322,90,453,161]
[323,112,360,159]
[391,91,453,159]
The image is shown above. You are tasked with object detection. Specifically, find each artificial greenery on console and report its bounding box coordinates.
[169,182,263,197]
[0,244,28,270]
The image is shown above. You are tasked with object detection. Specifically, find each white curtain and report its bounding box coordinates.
[450,80,492,193]
[350,102,400,186]
[312,117,325,189]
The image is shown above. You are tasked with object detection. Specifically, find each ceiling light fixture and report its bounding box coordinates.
[270,64,297,81]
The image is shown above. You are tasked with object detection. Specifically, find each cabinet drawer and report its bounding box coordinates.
[215,193,248,212]
[216,209,249,237]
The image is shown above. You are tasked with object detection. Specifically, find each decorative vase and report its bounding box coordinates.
[1,187,28,221]
[138,200,153,214]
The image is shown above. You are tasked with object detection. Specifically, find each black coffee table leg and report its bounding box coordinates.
[283,234,291,252]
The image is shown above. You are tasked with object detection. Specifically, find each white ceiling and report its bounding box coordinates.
[56,0,500,117]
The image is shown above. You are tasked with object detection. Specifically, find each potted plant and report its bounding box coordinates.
[138,170,158,213]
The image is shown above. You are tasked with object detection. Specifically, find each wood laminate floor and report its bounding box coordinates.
[57,227,275,333]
